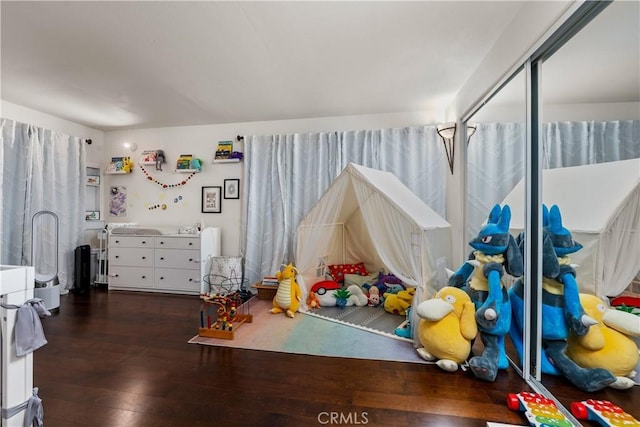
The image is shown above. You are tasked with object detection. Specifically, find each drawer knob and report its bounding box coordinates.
[115,240,120,244]
[188,242,193,246]
[142,275,146,279]
[189,258,193,262]
[115,255,119,259]
[142,240,146,244]
[160,241,164,245]
[160,277,164,280]
[142,256,146,260]
[160,257,164,260]
[189,278,193,282]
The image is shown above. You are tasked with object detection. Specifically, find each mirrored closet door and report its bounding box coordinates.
[538,0,639,414]
[463,0,639,422]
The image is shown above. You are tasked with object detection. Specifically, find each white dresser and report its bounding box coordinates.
[108,234,201,295]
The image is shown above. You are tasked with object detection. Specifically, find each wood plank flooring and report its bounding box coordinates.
[33,288,638,426]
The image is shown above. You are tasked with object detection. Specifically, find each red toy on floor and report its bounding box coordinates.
[571,399,639,426]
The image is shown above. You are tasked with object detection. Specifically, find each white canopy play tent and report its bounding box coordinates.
[503,158,639,297]
[295,163,452,328]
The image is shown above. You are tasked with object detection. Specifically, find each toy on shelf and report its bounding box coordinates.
[106,156,133,174]
[506,391,573,427]
[198,291,252,340]
[570,399,639,426]
[270,263,302,318]
[155,149,166,170]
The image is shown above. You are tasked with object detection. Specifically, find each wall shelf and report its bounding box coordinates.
[105,170,132,175]
[213,158,241,164]
[174,168,200,173]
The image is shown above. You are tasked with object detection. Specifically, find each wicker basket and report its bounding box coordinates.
[252,283,278,300]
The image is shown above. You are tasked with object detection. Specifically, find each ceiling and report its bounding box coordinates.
[2,2,637,133]
[1,1,527,131]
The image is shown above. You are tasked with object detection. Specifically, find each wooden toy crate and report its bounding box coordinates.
[252,283,278,300]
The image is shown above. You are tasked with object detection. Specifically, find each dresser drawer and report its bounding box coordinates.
[109,266,154,288]
[155,249,200,269]
[154,268,201,293]
[154,236,199,250]
[109,247,154,267]
[110,236,154,248]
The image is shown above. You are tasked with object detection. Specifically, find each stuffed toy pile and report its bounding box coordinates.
[566,294,640,390]
[508,204,617,392]
[448,204,523,382]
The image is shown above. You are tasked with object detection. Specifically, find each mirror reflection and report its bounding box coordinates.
[464,69,528,378]
[538,0,639,412]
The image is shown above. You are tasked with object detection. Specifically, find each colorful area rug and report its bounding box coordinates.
[188,298,428,364]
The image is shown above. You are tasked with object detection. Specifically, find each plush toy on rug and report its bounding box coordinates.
[306,291,321,310]
[367,286,380,307]
[566,293,640,390]
[383,287,416,316]
[345,285,369,307]
[508,205,615,392]
[448,204,523,382]
[415,286,478,372]
[270,263,302,318]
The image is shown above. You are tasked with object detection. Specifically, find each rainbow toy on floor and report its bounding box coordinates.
[571,399,639,426]
[506,391,573,427]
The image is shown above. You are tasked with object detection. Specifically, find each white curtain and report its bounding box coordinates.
[1,119,86,291]
[466,122,526,242]
[467,119,640,296]
[241,126,445,285]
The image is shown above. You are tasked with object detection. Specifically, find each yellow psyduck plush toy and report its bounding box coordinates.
[415,286,478,372]
[565,294,640,390]
[270,263,302,318]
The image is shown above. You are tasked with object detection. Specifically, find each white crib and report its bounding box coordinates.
[0,265,34,427]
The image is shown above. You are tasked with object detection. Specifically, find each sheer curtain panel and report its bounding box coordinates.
[241,126,445,286]
[1,119,86,291]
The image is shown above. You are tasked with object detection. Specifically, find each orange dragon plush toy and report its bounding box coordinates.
[270,263,302,318]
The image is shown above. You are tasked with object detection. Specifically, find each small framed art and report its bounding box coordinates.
[202,186,222,213]
[224,179,240,199]
[85,210,100,221]
[87,175,100,186]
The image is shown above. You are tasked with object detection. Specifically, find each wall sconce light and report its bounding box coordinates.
[437,122,478,174]
[123,142,138,152]
[437,122,457,174]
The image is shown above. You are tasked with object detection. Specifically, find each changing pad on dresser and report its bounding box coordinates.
[109,227,163,235]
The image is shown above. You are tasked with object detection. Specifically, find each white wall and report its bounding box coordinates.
[103,110,442,257]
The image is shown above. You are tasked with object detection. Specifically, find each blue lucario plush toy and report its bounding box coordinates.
[449,204,524,382]
[508,204,616,392]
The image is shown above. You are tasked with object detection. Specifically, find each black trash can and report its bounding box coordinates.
[74,244,91,293]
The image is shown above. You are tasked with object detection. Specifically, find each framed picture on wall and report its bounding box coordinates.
[86,175,100,186]
[201,186,222,213]
[85,210,100,221]
[224,179,240,199]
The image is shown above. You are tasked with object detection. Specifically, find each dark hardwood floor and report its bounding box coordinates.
[33,288,638,426]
